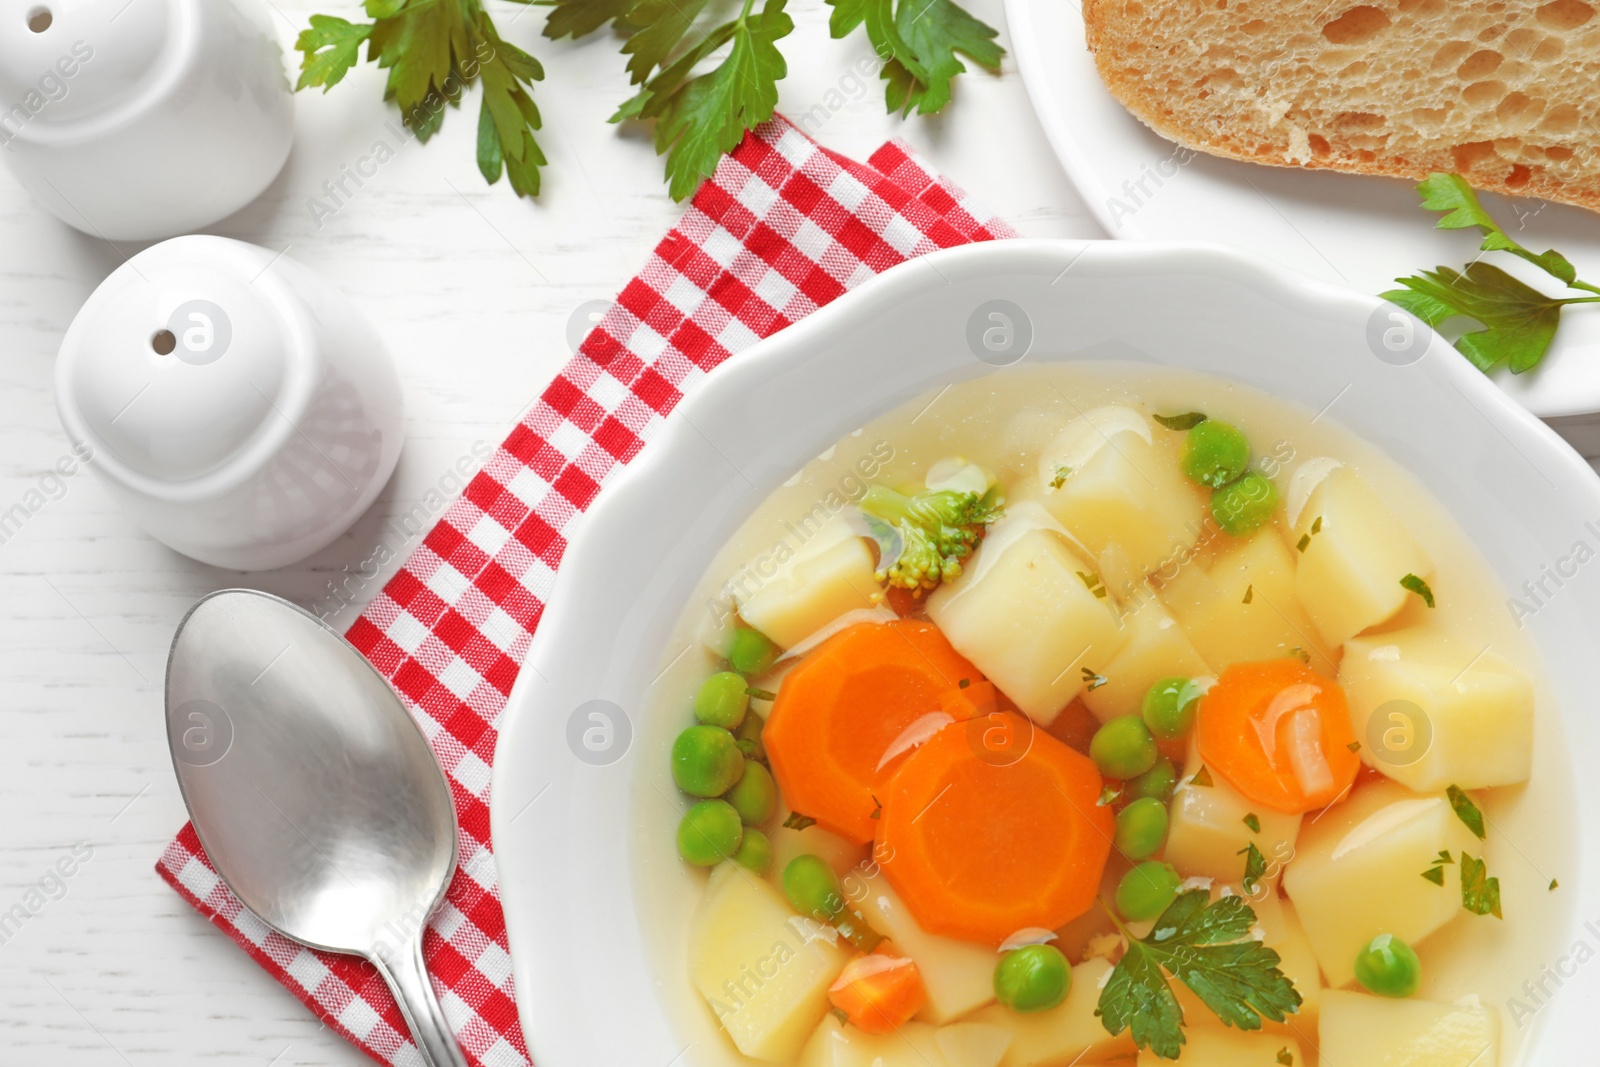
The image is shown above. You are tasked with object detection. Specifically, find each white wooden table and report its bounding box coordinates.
[0,2,1099,1061]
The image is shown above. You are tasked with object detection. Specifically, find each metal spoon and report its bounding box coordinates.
[165,589,468,1067]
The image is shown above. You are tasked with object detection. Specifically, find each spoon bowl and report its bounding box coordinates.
[166,589,465,1067]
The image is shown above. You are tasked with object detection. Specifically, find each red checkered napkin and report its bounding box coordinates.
[156,114,1015,1067]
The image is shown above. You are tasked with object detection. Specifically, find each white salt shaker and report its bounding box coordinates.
[0,0,294,241]
[55,236,404,570]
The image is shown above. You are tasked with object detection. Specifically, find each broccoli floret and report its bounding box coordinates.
[859,485,1004,593]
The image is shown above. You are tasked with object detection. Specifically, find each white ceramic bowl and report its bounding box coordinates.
[491,240,1600,1065]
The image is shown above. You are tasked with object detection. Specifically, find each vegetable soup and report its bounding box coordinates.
[635,365,1575,1067]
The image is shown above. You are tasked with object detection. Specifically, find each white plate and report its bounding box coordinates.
[490,239,1600,1067]
[1005,0,1600,435]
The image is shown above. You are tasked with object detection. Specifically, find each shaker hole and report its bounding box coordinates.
[26,7,53,32]
[151,330,177,356]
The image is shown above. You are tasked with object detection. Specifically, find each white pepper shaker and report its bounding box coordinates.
[55,235,404,570]
[0,0,295,241]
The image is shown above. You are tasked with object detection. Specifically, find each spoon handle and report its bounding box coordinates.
[375,934,470,1067]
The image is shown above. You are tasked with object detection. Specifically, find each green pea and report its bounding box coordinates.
[735,711,766,763]
[994,945,1071,1013]
[695,671,749,729]
[1182,420,1251,489]
[1211,471,1279,537]
[729,628,779,674]
[783,854,845,921]
[1115,797,1169,860]
[1115,861,1182,921]
[726,760,777,825]
[733,828,773,874]
[1090,716,1158,780]
[671,725,745,798]
[1141,677,1201,741]
[1126,757,1178,801]
[677,800,743,866]
[1354,934,1421,998]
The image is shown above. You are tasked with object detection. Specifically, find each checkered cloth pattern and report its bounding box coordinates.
[156,114,1015,1067]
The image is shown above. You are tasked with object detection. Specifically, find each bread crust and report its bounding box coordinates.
[1083,0,1600,213]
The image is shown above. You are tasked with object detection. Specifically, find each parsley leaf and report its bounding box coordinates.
[1422,865,1446,886]
[782,811,816,831]
[1400,573,1435,608]
[1417,173,1578,284]
[295,15,374,91]
[1239,842,1267,893]
[615,0,793,200]
[1386,173,1600,375]
[1097,890,1301,1059]
[1460,852,1503,918]
[1154,411,1208,431]
[827,0,1002,117]
[1243,813,1261,834]
[1447,785,1487,840]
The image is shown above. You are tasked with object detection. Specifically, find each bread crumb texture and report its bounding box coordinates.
[1084,0,1600,209]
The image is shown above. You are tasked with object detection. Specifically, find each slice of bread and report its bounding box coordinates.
[1083,0,1600,211]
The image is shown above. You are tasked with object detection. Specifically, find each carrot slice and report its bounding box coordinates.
[827,951,926,1034]
[765,620,980,844]
[877,712,1113,944]
[1196,659,1361,814]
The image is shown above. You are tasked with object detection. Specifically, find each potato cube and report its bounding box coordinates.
[853,871,998,1023]
[735,515,879,649]
[928,521,1127,725]
[935,1022,1014,1067]
[1340,628,1534,791]
[1136,1027,1303,1066]
[1038,406,1206,578]
[798,1016,950,1067]
[1282,782,1480,988]
[1165,743,1301,885]
[1082,590,1211,723]
[1162,529,1337,676]
[1319,989,1500,1066]
[691,863,852,1061]
[1293,466,1432,647]
[971,958,1136,1065]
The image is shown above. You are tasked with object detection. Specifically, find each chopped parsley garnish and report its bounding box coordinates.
[1386,173,1600,375]
[1460,853,1503,919]
[1078,571,1108,598]
[1296,533,1312,552]
[1189,767,1214,788]
[1154,412,1208,431]
[1347,741,1362,753]
[1051,465,1073,489]
[1422,865,1446,886]
[1551,879,1560,891]
[783,812,816,831]
[1436,850,1455,864]
[1447,785,1486,839]
[1239,842,1267,893]
[1099,784,1124,807]
[1401,573,1435,608]
[1242,584,1254,604]
[1096,890,1301,1059]
[1243,813,1261,834]
[1278,1049,1295,1066]
[1083,667,1109,691]
[745,686,777,701]
[869,795,883,820]
[1311,516,1323,534]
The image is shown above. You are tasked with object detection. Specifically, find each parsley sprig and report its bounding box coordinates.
[297,0,1001,201]
[1097,890,1301,1060]
[1385,173,1600,374]
[297,2,548,197]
